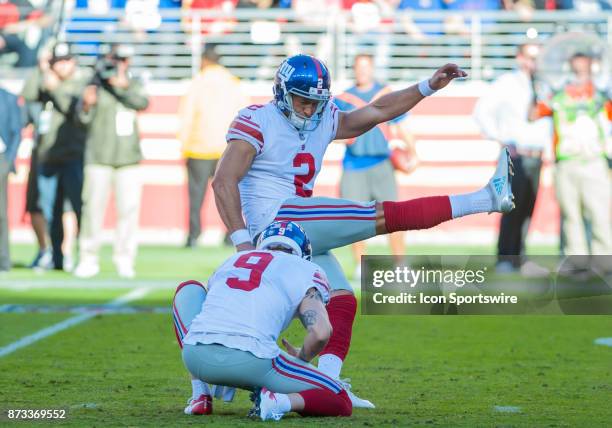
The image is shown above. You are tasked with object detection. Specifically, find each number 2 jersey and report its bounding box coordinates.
[183,250,331,359]
[226,101,340,239]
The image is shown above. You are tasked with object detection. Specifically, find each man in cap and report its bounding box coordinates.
[21,42,89,270]
[74,44,149,279]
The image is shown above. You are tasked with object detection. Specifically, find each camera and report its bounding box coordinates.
[90,45,134,86]
[93,55,119,83]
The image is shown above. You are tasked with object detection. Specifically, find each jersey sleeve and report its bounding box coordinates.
[226,105,265,155]
[329,102,340,141]
[309,268,331,304]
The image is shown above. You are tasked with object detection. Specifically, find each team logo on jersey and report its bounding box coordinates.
[278,62,295,82]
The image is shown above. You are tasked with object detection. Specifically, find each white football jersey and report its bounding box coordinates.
[226,101,340,238]
[183,250,331,359]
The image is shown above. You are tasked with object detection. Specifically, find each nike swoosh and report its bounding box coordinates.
[241,115,252,120]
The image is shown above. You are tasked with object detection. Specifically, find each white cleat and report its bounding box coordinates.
[73,262,100,278]
[520,261,550,278]
[339,379,376,409]
[258,388,285,421]
[487,147,515,214]
[116,264,135,279]
[63,254,75,273]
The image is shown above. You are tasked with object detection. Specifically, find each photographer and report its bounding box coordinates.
[21,43,89,270]
[74,45,149,279]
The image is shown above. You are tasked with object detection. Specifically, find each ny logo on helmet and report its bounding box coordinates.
[278,62,295,83]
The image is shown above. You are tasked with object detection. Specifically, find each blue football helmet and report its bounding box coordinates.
[273,54,331,133]
[257,221,312,261]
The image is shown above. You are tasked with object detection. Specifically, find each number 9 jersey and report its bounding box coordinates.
[182,250,331,359]
[226,102,340,239]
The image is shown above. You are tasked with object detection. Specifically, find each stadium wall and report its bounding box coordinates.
[6,80,560,247]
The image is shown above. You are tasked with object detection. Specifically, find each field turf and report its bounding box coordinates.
[1,244,610,427]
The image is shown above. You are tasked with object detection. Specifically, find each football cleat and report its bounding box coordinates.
[184,394,212,415]
[73,261,100,278]
[520,261,550,278]
[257,388,285,421]
[63,254,75,273]
[487,147,515,214]
[247,388,262,418]
[338,378,376,409]
[116,263,135,279]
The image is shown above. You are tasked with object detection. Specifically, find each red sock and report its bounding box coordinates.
[298,389,352,417]
[320,294,357,361]
[382,196,452,233]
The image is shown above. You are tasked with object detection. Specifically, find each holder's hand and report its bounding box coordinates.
[281,338,305,361]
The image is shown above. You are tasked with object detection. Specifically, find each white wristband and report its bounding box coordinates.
[230,229,251,246]
[417,79,436,97]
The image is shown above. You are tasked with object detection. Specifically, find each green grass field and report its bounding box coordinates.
[1,244,611,427]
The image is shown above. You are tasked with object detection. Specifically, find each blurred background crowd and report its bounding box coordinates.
[0,0,610,278]
[2,0,611,79]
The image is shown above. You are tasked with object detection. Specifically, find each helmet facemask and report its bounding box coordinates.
[286,91,329,133]
[275,84,330,133]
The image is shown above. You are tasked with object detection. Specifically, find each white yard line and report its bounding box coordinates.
[0,287,150,358]
[0,304,171,314]
[0,279,360,291]
[594,337,612,347]
[0,279,178,291]
[493,406,522,413]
